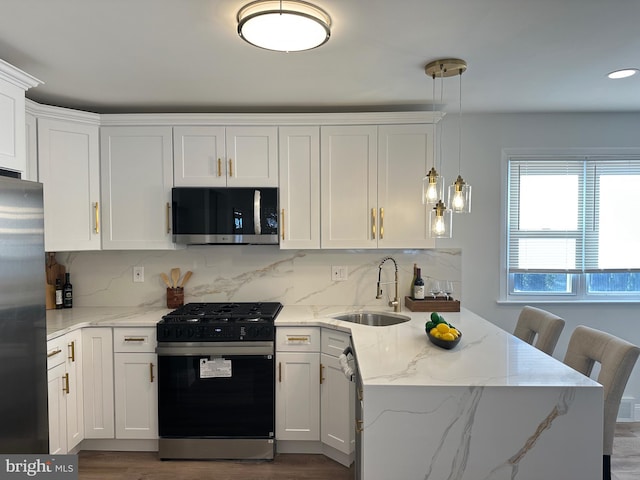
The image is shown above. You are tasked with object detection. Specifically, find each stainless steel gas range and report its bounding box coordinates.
[155,302,282,460]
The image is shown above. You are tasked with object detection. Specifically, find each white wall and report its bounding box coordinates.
[435,112,640,413]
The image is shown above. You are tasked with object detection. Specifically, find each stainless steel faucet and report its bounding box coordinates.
[376,256,400,312]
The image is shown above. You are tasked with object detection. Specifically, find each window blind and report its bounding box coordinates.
[507,156,640,274]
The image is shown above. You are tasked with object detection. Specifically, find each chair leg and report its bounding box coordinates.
[603,454,611,480]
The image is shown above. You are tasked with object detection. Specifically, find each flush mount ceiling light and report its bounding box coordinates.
[237,0,331,52]
[607,68,639,79]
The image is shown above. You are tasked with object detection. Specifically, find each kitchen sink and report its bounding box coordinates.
[333,311,411,327]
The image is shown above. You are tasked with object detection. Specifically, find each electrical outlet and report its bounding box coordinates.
[133,266,144,283]
[331,265,348,281]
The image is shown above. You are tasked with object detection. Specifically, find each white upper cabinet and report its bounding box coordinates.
[24,112,38,181]
[278,126,320,249]
[320,125,378,249]
[173,125,278,187]
[377,124,434,249]
[38,117,101,251]
[100,126,177,250]
[320,124,435,249]
[0,59,41,175]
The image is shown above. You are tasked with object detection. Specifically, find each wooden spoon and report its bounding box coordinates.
[179,271,192,288]
[160,272,172,288]
[170,268,180,288]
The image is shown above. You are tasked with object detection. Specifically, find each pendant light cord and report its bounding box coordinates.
[458,69,462,176]
[439,64,444,200]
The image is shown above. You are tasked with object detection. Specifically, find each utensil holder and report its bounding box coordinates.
[166,287,184,309]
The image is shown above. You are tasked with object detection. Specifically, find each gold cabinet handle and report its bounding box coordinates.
[379,207,384,239]
[357,387,363,401]
[94,202,100,234]
[286,337,310,342]
[166,202,171,234]
[68,340,75,362]
[228,159,233,177]
[149,363,155,383]
[217,158,222,177]
[371,208,377,240]
[320,363,324,384]
[47,349,62,358]
[356,419,363,433]
[278,362,282,383]
[281,209,285,240]
[124,337,146,342]
[63,373,70,395]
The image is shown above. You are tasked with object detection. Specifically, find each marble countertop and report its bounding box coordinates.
[276,305,601,389]
[47,304,599,390]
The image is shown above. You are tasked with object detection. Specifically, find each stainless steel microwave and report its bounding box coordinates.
[171,187,279,245]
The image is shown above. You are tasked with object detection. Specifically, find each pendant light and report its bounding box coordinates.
[447,65,472,213]
[422,70,443,206]
[237,0,331,52]
[429,199,453,238]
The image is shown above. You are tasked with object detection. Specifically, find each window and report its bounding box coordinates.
[506,155,640,301]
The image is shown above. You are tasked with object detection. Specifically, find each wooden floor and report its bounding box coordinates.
[78,423,640,480]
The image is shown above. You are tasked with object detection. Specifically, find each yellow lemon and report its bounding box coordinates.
[441,332,455,341]
[430,327,439,336]
[450,328,460,338]
[436,323,450,334]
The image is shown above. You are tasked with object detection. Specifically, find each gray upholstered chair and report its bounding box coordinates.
[563,325,640,480]
[513,306,565,355]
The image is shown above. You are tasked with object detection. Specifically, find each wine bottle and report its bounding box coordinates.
[63,273,73,308]
[55,279,63,309]
[413,267,425,300]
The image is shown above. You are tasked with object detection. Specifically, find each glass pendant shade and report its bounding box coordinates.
[447,175,472,213]
[429,200,452,238]
[422,167,443,205]
[237,0,331,52]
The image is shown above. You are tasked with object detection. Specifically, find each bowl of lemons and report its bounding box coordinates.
[426,312,462,350]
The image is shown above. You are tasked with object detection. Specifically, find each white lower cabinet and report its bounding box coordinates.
[113,328,158,439]
[276,326,354,466]
[320,329,355,456]
[46,330,83,454]
[276,328,321,441]
[82,328,114,439]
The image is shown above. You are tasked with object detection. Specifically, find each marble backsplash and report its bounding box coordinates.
[55,247,461,309]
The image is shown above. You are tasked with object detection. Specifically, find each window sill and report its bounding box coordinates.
[497,298,640,305]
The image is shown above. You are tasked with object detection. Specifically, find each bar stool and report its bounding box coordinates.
[513,306,565,355]
[563,325,640,480]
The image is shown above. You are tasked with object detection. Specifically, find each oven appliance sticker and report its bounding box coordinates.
[200,357,232,378]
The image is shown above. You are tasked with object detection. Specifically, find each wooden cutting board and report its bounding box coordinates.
[45,252,66,285]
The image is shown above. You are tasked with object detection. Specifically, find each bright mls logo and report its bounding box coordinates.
[0,455,77,479]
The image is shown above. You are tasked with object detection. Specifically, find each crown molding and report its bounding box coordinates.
[26,99,101,125]
[0,59,42,90]
[99,111,444,126]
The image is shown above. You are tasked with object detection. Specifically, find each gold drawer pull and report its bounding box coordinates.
[320,363,324,384]
[217,158,222,177]
[124,337,146,342]
[68,340,75,362]
[281,209,285,240]
[94,202,100,234]
[150,363,155,383]
[379,207,384,239]
[278,362,282,383]
[229,159,233,177]
[286,337,310,342]
[47,349,62,358]
[371,208,376,239]
[166,202,171,234]
[63,373,70,395]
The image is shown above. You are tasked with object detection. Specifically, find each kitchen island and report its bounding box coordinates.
[276,306,603,480]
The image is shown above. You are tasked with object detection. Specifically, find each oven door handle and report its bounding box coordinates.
[156,342,274,356]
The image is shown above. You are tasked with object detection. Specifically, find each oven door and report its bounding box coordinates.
[157,342,274,438]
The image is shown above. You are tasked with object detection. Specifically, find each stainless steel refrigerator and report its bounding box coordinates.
[0,174,48,453]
